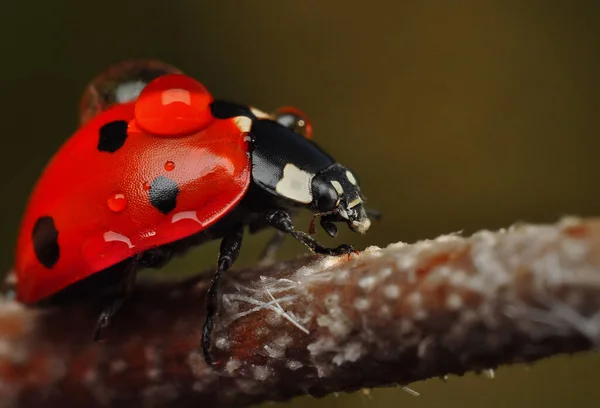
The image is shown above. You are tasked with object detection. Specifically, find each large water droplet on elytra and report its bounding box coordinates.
[107,193,127,212]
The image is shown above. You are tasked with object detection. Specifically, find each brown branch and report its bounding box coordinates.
[2,217,600,407]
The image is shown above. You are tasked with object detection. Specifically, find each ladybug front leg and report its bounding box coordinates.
[264,208,354,256]
[202,224,244,365]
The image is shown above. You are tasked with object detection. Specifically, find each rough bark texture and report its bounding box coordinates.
[1,217,600,408]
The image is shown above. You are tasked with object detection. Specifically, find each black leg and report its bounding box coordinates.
[202,225,244,365]
[93,260,138,341]
[264,208,354,256]
[94,297,125,341]
[257,230,286,266]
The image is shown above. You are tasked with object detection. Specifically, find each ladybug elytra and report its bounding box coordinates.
[14,60,376,364]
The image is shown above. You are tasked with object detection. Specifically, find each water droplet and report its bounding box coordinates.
[164,161,175,171]
[107,193,127,212]
[143,181,151,191]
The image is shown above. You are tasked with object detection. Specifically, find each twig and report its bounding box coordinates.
[2,216,600,408]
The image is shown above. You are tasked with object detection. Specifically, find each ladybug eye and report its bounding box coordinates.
[79,59,183,126]
[311,178,339,212]
[273,107,313,140]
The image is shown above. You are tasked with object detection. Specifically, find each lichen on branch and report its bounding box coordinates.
[1,217,600,408]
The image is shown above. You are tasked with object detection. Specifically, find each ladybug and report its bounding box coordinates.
[14,60,376,363]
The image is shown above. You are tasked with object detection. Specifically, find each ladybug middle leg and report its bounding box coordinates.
[93,259,138,341]
[93,247,174,341]
[202,224,244,365]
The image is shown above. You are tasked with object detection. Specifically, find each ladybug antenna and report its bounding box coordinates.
[366,208,382,222]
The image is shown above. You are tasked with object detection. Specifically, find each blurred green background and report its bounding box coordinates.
[2,0,600,406]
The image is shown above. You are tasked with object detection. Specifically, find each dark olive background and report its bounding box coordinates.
[2,1,599,407]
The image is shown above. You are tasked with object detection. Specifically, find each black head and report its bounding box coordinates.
[310,164,371,234]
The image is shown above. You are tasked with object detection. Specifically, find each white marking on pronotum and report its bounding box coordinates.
[233,116,252,133]
[161,88,191,105]
[330,180,344,195]
[171,211,202,225]
[275,163,314,203]
[103,231,134,248]
[346,170,357,185]
[249,106,271,119]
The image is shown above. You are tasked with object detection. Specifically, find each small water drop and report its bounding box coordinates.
[143,181,151,191]
[107,193,127,212]
[164,161,175,171]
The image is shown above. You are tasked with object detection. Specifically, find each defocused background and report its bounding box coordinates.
[2,1,599,407]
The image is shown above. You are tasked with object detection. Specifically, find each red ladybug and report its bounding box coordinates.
[14,60,375,363]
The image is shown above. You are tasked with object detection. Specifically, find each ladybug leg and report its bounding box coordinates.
[202,224,244,365]
[264,208,354,256]
[94,297,125,341]
[257,230,286,266]
[93,261,138,341]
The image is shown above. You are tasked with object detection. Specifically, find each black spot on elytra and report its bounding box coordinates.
[32,216,59,268]
[98,120,128,153]
[210,100,256,120]
[149,176,179,214]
